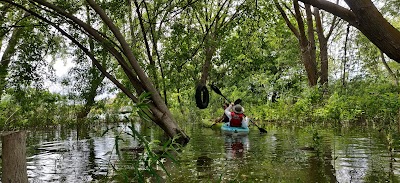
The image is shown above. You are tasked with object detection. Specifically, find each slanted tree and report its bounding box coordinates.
[1,0,191,144]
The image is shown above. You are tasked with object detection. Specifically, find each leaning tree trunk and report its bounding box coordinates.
[380,51,399,87]
[149,104,189,144]
[86,0,189,143]
[2,131,28,183]
[6,0,190,144]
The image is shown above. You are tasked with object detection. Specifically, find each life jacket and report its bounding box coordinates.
[230,112,244,127]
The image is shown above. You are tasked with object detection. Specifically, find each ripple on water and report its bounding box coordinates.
[10,124,400,182]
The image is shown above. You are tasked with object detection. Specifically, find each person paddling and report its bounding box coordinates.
[225,103,249,128]
[215,103,230,123]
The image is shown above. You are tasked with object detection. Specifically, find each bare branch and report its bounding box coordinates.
[275,0,299,38]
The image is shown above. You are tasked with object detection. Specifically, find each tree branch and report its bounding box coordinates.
[2,0,140,104]
[274,0,299,39]
[298,0,358,29]
[28,0,146,93]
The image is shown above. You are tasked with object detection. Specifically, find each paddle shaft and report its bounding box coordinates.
[245,115,267,133]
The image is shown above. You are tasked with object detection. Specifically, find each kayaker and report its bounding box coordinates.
[224,103,249,128]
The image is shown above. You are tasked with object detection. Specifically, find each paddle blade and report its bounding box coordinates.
[234,99,242,105]
[258,127,268,133]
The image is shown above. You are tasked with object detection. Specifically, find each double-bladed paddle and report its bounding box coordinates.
[210,84,267,133]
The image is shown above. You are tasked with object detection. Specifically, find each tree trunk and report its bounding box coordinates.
[342,25,350,87]
[314,8,329,85]
[0,27,24,98]
[294,0,318,86]
[200,33,217,86]
[86,0,190,143]
[133,0,159,90]
[4,0,190,144]
[177,87,185,115]
[276,0,318,86]
[299,0,400,63]
[76,74,105,120]
[76,5,106,120]
[2,131,28,183]
[305,5,317,71]
[149,105,190,144]
[398,108,400,133]
[380,51,398,86]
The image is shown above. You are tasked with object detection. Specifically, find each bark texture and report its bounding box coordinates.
[2,131,28,183]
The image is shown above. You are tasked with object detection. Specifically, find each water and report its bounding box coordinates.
[4,123,400,182]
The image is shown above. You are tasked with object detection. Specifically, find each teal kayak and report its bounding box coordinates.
[221,123,249,134]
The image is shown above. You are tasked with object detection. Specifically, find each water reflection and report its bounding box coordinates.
[224,134,249,159]
[25,123,143,182]
[2,123,400,182]
[334,135,400,183]
[195,155,213,180]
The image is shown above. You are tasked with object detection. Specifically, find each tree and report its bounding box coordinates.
[298,0,400,63]
[1,7,59,99]
[274,0,339,86]
[191,0,247,86]
[1,0,190,144]
[0,10,27,98]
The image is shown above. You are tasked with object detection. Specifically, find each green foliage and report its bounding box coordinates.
[104,126,182,182]
[100,97,182,182]
[0,88,73,129]
[248,78,400,127]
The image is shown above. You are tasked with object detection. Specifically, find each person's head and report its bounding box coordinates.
[223,103,229,109]
[233,104,244,114]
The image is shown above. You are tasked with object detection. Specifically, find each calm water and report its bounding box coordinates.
[6,122,400,182]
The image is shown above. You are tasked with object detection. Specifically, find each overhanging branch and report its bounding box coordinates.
[298,0,358,29]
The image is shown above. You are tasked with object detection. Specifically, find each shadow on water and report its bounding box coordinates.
[1,122,400,182]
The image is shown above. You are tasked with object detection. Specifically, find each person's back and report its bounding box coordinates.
[224,104,249,128]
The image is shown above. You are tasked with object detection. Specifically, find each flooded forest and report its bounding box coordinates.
[1,0,400,182]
